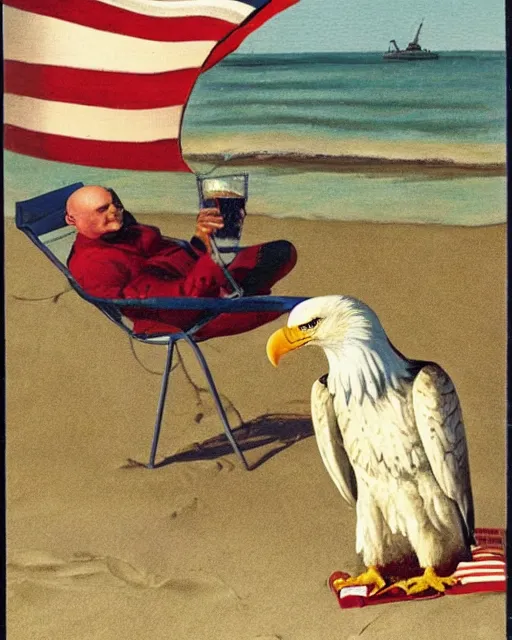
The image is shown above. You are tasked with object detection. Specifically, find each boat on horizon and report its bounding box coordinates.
[383,20,439,61]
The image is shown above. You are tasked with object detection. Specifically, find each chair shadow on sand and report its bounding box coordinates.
[144,413,314,471]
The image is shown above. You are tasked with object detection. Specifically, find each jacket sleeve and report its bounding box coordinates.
[76,252,229,300]
[75,257,133,299]
[125,254,228,299]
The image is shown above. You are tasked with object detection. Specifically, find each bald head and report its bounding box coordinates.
[65,185,124,239]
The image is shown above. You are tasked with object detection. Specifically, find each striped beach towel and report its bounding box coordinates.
[329,528,506,609]
[4,0,298,171]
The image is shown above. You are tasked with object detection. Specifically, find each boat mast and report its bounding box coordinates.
[412,19,424,45]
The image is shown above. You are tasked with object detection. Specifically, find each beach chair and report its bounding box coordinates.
[15,183,307,470]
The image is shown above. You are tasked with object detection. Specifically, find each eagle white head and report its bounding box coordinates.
[266,295,410,404]
[266,295,390,364]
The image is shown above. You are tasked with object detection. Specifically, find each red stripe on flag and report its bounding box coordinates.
[5,61,201,109]
[203,0,299,71]
[474,529,506,546]
[4,125,193,172]
[4,0,236,41]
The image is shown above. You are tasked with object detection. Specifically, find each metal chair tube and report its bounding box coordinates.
[183,335,250,470]
[147,339,175,468]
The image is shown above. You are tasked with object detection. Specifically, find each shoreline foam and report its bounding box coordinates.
[185,151,505,178]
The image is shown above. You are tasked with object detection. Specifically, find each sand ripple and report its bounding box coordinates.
[8,550,240,598]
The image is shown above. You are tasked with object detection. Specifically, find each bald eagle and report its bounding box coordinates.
[266,295,475,595]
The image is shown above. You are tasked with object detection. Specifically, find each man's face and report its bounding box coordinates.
[67,187,124,239]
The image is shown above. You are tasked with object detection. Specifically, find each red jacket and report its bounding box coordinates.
[67,223,284,338]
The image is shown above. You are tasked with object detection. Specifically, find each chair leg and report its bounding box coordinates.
[184,336,250,470]
[146,340,175,469]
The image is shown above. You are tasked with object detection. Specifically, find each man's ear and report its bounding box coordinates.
[65,211,76,226]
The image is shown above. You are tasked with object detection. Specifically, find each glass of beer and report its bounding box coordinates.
[196,173,248,257]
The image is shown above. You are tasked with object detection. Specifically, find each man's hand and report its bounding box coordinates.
[194,207,224,253]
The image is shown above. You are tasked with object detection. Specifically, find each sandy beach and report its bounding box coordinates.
[6,213,506,640]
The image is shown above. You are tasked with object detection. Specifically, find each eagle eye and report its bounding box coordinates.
[299,317,321,332]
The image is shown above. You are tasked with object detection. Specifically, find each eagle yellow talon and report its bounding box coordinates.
[332,565,386,595]
[379,566,457,596]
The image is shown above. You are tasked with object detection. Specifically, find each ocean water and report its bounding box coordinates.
[186,51,505,145]
[5,51,506,226]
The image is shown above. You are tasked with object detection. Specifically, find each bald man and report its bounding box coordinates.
[65,185,297,339]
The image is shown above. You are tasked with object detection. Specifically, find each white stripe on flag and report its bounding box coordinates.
[472,554,505,561]
[5,7,217,73]
[96,0,254,21]
[458,575,506,585]
[457,560,504,569]
[453,568,504,577]
[5,95,183,142]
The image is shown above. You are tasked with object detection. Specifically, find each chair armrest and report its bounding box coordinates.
[82,293,308,314]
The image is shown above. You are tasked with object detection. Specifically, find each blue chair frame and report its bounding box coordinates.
[15,183,307,469]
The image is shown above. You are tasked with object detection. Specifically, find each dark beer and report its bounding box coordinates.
[207,189,246,245]
[215,196,246,243]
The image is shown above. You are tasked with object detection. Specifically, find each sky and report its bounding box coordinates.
[238,0,506,53]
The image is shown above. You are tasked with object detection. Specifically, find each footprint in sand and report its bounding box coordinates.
[8,549,239,599]
[170,496,199,519]
[177,457,235,481]
[120,456,235,473]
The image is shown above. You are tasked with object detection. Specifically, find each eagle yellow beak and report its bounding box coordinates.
[266,325,313,367]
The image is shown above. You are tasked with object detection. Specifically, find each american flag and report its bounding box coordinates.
[4,0,298,171]
[329,528,506,608]
[448,528,506,596]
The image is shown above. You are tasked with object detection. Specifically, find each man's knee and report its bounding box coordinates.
[230,239,297,295]
[261,240,297,270]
